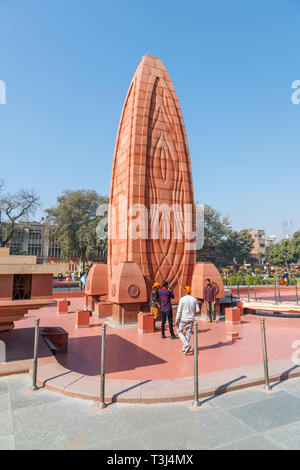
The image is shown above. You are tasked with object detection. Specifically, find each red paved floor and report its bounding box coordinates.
[3,297,300,382]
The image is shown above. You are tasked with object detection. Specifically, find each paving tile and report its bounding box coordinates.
[116,402,192,431]
[85,433,147,450]
[273,377,300,398]
[213,435,280,450]
[7,374,31,390]
[0,410,13,439]
[0,393,10,413]
[0,435,15,450]
[263,420,300,450]
[205,387,281,410]
[0,379,9,396]
[10,386,66,410]
[138,409,254,450]
[228,391,300,433]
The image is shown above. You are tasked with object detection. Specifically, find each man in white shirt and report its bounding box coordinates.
[176,286,200,354]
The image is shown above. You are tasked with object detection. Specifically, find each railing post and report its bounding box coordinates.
[274,279,277,304]
[99,323,107,409]
[296,282,299,305]
[192,322,200,407]
[32,318,40,391]
[260,318,271,391]
[247,285,250,302]
[237,280,240,299]
[254,284,257,301]
[278,281,281,304]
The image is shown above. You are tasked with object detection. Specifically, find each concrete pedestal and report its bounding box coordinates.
[138,312,154,333]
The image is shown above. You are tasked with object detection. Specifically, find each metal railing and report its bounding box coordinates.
[224,283,300,306]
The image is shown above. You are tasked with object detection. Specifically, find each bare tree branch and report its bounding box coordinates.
[0,188,40,246]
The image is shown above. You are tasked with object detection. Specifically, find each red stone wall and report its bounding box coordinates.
[31,274,53,299]
[0,275,13,300]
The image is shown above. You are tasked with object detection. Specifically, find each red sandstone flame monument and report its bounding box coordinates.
[85,54,224,323]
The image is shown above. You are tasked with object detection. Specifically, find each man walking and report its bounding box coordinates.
[159,281,177,339]
[176,286,199,354]
[149,282,160,331]
[204,278,217,322]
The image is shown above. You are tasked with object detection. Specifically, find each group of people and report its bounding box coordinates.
[149,279,217,354]
[279,270,289,286]
[57,271,87,289]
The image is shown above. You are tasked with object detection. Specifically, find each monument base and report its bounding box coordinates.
[94,301,113,318]
[199,299,221,320]
[112,303,141,324]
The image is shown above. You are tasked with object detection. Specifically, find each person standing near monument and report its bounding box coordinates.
[283,270,289,286]
[204,278,217,322]
[150,282,160,331]
[176,286,199,354]
[159,281,177,339]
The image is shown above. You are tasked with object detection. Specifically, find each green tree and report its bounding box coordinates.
[266,239,298,270]
[46,190,108,270]
[196,205,232,262]
[220,229,254,266]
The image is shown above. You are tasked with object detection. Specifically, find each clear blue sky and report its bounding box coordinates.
[0,0,299,238]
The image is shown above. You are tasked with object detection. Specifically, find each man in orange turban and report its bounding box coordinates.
[149,282,160,331]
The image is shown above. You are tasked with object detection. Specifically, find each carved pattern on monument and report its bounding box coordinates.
[128,284,140,298]
[111,283,116,297]
[143,77,187,286]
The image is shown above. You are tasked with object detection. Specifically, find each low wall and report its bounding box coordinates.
[52,291,85,299]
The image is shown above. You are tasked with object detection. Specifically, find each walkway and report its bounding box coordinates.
[2,373,300,449]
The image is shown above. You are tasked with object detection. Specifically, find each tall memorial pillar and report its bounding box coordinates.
[108,55,196,323]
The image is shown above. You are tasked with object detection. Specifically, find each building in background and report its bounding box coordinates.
[0,220,107,272]
[248,229,266,261]
[265,234,276,246]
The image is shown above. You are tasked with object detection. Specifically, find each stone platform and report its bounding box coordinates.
[1,298,300,403]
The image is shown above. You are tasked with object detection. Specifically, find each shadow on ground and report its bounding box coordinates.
[55,334,166,376]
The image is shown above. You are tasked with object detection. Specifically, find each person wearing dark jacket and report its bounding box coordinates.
[204,278,217,322]
[159,280,177,339]
[150,282,160,331]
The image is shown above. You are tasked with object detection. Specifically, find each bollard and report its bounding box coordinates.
[32,318,40,391]
[237,281,240,299]
[278,281,281,303]
[274,280,277,304]
[230,282,233,301]
[260,318,271,391]
[98,323,107,409]
[247,285,250,303]
[254,284,257,301]
[192,322,200,407]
